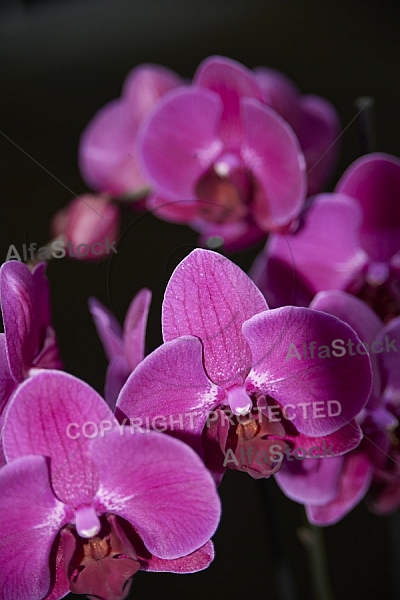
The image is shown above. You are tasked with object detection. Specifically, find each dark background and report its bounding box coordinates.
[1,1,400,598]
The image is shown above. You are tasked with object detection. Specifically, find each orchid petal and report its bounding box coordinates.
[0,455,69,600]
[275,456,344,505]
[122,64,182,122]
[123,288,151,371]
[336,153,400,262]
[0,261,39,381]
[306,451,373,525]
[91,429,221,559]
[3,370,115,507]
[254,67,300,128]
[310,290,383,406]
[137,87,223,200]
[285,420,363,456]
[88,297,124,362]
[195,56,264,146]
[0,334,16,418]
[79,99,147,196]
[265,194,368,298]
[243,306,372,436]
[117,336,222,451]
[241,99,306,228]
[146,194,199,223]
[105,356,130,411]
[296,95,341,195]
[378,317,400,406]
[144,541,214,573]
[162,249,267,387]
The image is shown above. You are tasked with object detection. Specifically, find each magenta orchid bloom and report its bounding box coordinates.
[138,56,310,249]
[0,261,62,465]
[89,288,151,409]
[79,64,182,197]
[117,250,372,482]
[0,370,221,600]
[275,291,396,526]
[252,153,400,321]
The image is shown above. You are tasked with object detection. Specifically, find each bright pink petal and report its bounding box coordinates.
[254,67,300,128]
[195,56,264,146]
[144,541,214,573]
[3,370,115,507]
[241,99,306,229]
[266,194,368,297]
[122,64,182,122]
[162,249,268,387]
[0,455,70,600]
[88,297,124,361]
[306,451,373,525]
[138,87,223,199]
[275,456,344,505]
[91,429,221,559]
[79,99,147,196]
[296,95,341,195]
[117,336,222,451]
[243,307,372,436]
[123,288,151,371]
[336,153,400,262]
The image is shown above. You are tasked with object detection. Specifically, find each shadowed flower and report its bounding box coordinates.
[89,288,152,409]
[369,315,400,515]
[275,291,396,525]
[117,250,372,482]
[252,153,400,321]
[0,370,220,600]
[0,261,62,465]
[79,64,182,197]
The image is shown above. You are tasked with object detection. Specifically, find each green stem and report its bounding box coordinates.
[298,515,335,600]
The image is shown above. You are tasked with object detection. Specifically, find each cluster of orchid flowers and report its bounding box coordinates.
[1,55,400,600]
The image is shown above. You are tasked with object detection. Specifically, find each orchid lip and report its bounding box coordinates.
[75,505,101,538]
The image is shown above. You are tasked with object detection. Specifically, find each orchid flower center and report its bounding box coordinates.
[64,514,141,600]
[195,154,253,225]
[203,394,287,478]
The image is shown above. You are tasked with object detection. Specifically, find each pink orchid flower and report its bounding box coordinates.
[117,250,372,482]
[252,153,400,321]
[89,288,152,409]
[79,64,182,197]
[138,56,339,249]
[0,370,220,600]
[0,261,62,465]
